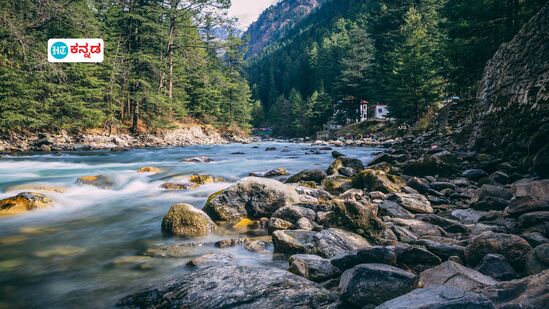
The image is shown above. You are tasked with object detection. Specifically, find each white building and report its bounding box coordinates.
[359,101,390,121]
[373,104,390,119]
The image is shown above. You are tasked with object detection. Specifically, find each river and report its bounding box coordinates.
[0,142,379,308]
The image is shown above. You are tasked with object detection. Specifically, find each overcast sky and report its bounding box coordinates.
[229,0,279,29]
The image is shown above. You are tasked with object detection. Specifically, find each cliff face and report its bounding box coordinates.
[469,3,549,174]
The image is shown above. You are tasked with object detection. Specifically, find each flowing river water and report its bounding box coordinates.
[0,142,379,308]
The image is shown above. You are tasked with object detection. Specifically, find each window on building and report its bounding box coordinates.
[378,108,383,113]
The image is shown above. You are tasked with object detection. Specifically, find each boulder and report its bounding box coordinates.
[407,177,430,194]
[76,175,114,189]
[268,217,294,233]
[396,244,442,272]
[471,184,512,211]
[160,182,198,190]
[521,232,549,247]
[415,214,468,234]
[475,254,518,281]
[414,239,466,261]
[465,231,532,271]
[117,265,339,308]
[334,200,384,238]
[506,179,549,216]
[161,203,216,236]
[321,175,352,194]
[376,286,495,309]
[331,150,345,158]
[0,192,53,217]
[402,155,455,177]
[264,168,287,177]
[388,193,433,214]
[313,228,370,258]
[187,252,234,269]
[285,169,327,184]
[203,177,300,221]
[338,167,356,177]
[378,200,415,219]
[272,230,316,254]
[387,218,445,239]
[288,254,341,282]
[351,169,405,193]
[327,157,364,175]
[339,189,364,201]
[518,211,549,232]
[525,243,549,275]
[339,264,418,307]
[474,270,549,309]
[271,205,316,225]
[189,174,224,185]
[463,169,489,181]
[420,261,497,291]
[331,246,398,271]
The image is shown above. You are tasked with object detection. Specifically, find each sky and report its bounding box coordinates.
[229,0,279,29]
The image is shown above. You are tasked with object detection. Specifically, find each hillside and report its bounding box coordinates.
[245,0,329,57]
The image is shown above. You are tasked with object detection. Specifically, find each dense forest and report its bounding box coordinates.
[247,0,547,137]
[0,0,253,133]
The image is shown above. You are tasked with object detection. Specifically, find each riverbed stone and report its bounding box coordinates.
[271,205,316,225]
[161,203,216,236]
[137,167,161,174]
[189,174,224,185]
[415,214,468,234]
[288,254,341,282]
[0,192,53,216]
[420,261,497,291]
[331,246,397,271]
[414,239,466,261]
[475,254,518,281]
[272,230,316,254]
[525,243,549,275]
[351,169,405,193]
[339,263,418,307]
[203,177,300,221]
[474,270,549,308]
[117,265,340,308]
[334,200,384,238]
[160,182,199,190]
[388,192,433,214]
[285,169,327,184]
[268,217,293,233]
[76,175,114,189]
[312,228,370,258]
[182,156,212,163]
[321,175,352,194]
[378,200,414,219]
[465,231,532,271]
[376,286,495,309]
[506,179,549,216]
[396,244,442,272]
[407,177,430,194]
[327,157,364,175]
[187,252,234,269]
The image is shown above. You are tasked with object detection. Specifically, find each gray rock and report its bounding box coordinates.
[339,188,364,201]
[161,203,216,237]
[267,217,293,233]
[463,169,489,181]
[474,270,549,308]
[415,214,468,234]
[420,261,497,291]
[378,200,415,219]
[518,211,549,229]
[203,177,300,221]
[429,181,457,191]
[339,264,418,307]
[313,228,370,258]
[327,157,364,175]
[331,246,397,271]
[388,192,433,214]
[387,218,445,239]
[521,232,549,247]
[271,205,316,225]
[465,231,532,272]
[338,167,356,177]
[525,243,549,275]
[506,179,549,216]
[187,252,234,269]
[407,177,430,194]
[471,185,512,211]
[272,230,316,255]
[376,286,495,309]
[285,169,327,184]
[334,200,384,238]
[288,254,341,282]
[475,254,518,281]
[117,265,339,308]
[414,239,466,261]
[397,244,442,272]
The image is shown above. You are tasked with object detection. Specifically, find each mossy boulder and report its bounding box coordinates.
[137,167,162,174]
[190,174,225,185]
[286,169,327,184]
[351,169,405,193]
[161,203,217,236]
[327,157,365,175]
[322,175,353,194]
[0,192,53,217]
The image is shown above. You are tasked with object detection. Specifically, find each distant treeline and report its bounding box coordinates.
[0,0,253,133]
[247,0,546,137]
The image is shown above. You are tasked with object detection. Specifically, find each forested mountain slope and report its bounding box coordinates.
[247,0,546,137]
[245,0,329,57]
[0,0,253,133]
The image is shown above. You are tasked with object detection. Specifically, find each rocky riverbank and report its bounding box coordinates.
[0,125,250,153]
[112,132,548,308]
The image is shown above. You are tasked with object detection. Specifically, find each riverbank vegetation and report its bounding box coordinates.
[247,0,546,136]
[0,0,253,133]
